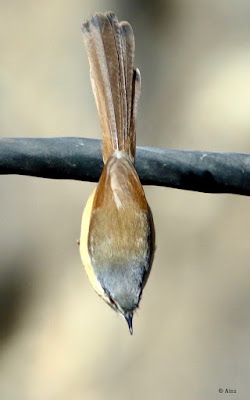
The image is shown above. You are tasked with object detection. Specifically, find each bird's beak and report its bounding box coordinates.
[124,312,133,335]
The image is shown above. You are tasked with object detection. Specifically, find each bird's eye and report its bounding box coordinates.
[104,288,117,308]
[109,296,116,306]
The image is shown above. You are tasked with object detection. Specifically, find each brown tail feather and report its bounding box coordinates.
[82,12,140,164]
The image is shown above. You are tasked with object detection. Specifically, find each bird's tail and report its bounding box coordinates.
[82,12,141,164]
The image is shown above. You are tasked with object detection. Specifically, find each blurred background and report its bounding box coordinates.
[1,0,250,399]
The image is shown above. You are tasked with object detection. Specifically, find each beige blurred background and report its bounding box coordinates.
[1,0,250,399]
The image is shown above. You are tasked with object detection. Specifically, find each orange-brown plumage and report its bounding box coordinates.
[80,12,155,334]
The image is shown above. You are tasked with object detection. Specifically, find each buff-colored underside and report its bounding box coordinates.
[79,188,105,298]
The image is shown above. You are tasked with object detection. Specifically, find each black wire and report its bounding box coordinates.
[0,137,250,196]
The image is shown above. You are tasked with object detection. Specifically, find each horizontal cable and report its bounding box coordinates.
[0,137,250,195]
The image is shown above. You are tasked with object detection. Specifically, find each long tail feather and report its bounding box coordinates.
[82,12,140,164]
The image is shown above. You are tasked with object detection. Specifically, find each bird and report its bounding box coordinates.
[79,12,155,334]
